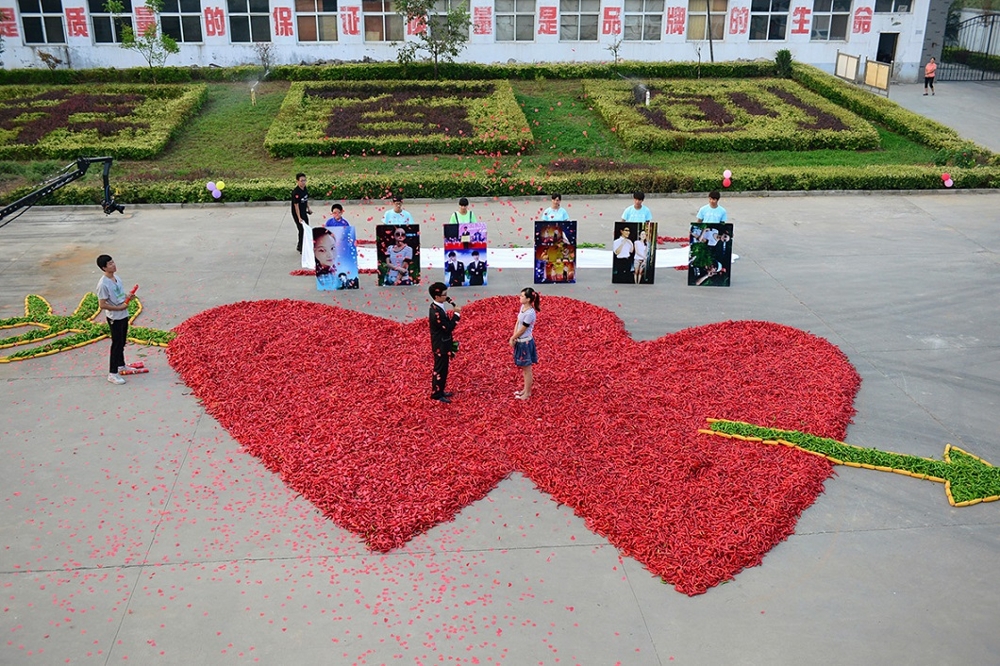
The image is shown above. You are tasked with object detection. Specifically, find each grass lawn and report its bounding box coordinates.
[0,78,945,197]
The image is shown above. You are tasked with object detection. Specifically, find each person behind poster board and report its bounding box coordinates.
[468,250,487,286]
[509,287,540,400]
[291,173,312,253]
[450,197,476,226]
[542,193,569,221]
[696,190,727,225]
[633,228,649,284]
[383,195,413,226]
[96,254,132,385]
[385,227,413,285]
[612,225,634,281]
[621,191,652,224]
[429,282,461,403]
[325,203,349,227]
[446,251,465,287]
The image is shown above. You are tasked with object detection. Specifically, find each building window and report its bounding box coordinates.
[161,0,204,42]
[687,0,727,40]
[18,0,66,44]
[496,0,535,41]
[297,0,339,40]
[749,0,788,40]
[624,0,663,41]
[874,0,908,12]
[229,0,271,42]
[429,0,470,39]
[363,0,403,41]
[88,0,134,43]
[811,0,849,40]
[560,0,599,40]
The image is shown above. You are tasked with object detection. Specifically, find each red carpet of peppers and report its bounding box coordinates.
[167,296,860,595]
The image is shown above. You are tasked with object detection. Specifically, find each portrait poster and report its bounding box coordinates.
[534,220,577,284]
[443,222,488,287]
[314,224,360,290]
[377,224,420,286]
[688,223,733,287]
[612,221,657,284]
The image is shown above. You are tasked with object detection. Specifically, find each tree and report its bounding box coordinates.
[104,0,179,75]
[394,0,470,78]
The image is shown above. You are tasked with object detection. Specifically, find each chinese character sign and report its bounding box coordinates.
[135,6,156,35]
[341,6,360,35]
[602,7,621,35]
[66,6,89,37]
[790,6,810,34]
[729,6,748,34]
[0,8,15,37]
[538,6,557,35]
[666,6,685,35]
[852,6,872,34]
[407,15,426,35]
[273,6,293,36]
[473,6,492,35]
[204,7,225,36]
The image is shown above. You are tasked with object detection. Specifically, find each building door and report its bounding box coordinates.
[876,32,899,63]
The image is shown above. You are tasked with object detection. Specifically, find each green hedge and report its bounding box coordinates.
[263,79,532,157]
[941,47,1000,73]
[584,78,880,152]
[0,83,207,160]
[20,164,998,205]
[791,63,997,166]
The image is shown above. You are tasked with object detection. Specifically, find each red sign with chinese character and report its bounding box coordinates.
[602,7,621,35]
[473,6,493,35]
[790,6,811,34]
[66,7,89,37]
[341,6,360,36]
[729,6,748,34]
[407,16,426,35]
[136,6,156,36]
[666,6,685,35]
[204,7,225,36]
[538,6,557,35]
[852,6,872,34]
[273,6,293,36]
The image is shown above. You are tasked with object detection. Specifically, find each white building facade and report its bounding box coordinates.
[0,0,943,81]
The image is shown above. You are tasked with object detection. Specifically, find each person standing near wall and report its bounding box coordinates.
[924,57,937,96]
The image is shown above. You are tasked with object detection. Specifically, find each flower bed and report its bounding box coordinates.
[263,80,533,157]
[0,84,207,160]
[584,78,880,152]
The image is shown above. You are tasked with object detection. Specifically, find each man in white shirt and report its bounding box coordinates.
[612,225,635,283]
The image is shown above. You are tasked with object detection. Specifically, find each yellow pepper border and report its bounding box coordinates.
[0,293,168,363]
[699,418,1000,508]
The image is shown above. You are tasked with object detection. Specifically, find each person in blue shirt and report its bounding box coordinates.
[696,190,727,224]
[621,191,652,223]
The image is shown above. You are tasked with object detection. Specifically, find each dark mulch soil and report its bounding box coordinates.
[0,91,147,144]
[766,86,849,131]
[727,92,779,118]
[639,91,737,134]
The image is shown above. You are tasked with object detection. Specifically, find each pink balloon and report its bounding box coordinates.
[944,179,954,188]
[207,181,216,191]
[941,173,950,181]
[723,178,732,188]
[212,188,222,199]
[723,169,732,179]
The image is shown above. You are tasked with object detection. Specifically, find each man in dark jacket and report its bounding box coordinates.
[428,282,461,403]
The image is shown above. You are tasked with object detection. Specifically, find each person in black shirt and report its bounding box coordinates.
[290,172,312,252]
[428,282,461,403]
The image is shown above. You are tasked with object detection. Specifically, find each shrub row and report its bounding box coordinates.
[790,63,997,166]
[0,84,207,160]
[20,164,998,206]
[942,47,1000,74]
[0,60,778,85]
[584,78,880,152]
[263,80,532,157]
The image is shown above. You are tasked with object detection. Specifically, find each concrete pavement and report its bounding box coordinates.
[1,189,998,665]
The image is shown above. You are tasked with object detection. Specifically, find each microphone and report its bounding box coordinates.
[445,296,456,306]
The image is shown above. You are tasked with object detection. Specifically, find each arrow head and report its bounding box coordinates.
[944,445,1000,507]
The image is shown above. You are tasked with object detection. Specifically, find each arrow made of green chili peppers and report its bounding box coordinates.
[0,293,175,362]
[702,419,1000,507]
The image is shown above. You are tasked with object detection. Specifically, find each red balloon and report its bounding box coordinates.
[723,178,732,188]
[941,172,951,181]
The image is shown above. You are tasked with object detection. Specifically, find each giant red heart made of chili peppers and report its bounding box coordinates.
[167,296,860,595]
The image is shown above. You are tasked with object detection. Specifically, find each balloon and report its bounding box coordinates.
[941,173,950,181]
[216,180,226,191]
[723,178,732,188]
[944,179,954,188]
[206,181,216,191]
[212,188,222,199]
[723,169,732,179]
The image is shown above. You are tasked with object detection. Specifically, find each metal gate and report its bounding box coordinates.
[940,13,1000,82]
